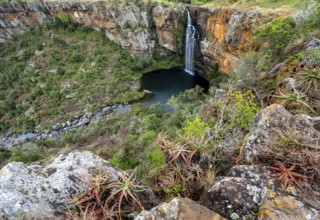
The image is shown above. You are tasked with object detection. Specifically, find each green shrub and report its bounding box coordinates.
[10,144,44,163]
[229,90,260,131]
[58,12,71,26]
[110,155,139,170]
[182,115,209,137]
[146,147,166,169]
[256,16,296,55]
[21,50,32,61]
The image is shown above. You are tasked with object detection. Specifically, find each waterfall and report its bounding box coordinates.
[185,10,196,75]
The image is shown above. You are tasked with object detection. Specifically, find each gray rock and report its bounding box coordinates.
[201,165,320,219]
[49,69,57,74]
[0,151,121,219]
[135,198,226,220]
[65,92,76,99]
[35,50,44,56]
[214,89,227,102]
[201,165,270,219]
[243,104,320,162]
[258,189,320,220]
[24,107,34,117]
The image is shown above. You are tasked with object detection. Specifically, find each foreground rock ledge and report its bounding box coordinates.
[135,197,226,220]
[0,151,122,219]
[242,104,320,162]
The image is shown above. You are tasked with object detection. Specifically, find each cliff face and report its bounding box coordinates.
[195,7,276,73]
[0,2,277,73]
[0,2,155,57]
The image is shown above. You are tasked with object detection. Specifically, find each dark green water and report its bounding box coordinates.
[116,67,209,112]
[141,67,209,105]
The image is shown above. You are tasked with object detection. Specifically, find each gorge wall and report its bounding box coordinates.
[0,2,278,73]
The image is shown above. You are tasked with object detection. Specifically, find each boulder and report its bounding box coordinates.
[242,104,320,163]
[0,151,122,219]
[135,197,226,220]
[201,165,271,219]
[258,189,320,220]
[200,165,320,219]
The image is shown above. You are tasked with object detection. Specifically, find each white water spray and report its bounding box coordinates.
[185,10,196,75]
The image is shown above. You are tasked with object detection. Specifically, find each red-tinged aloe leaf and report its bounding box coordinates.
[118,192,124,220]
[76,192,95,205]
[289,175,307,193]
[287,165,296,172]
[127,190,143,209]
[267,166,283,171]
[290,172,308,179]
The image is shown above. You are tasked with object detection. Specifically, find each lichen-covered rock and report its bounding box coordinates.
[201,165,271,219]
[242,104,320,163]
[0,151,121,219]
[258,189,320,220]
[201,165,320,219]
[135,197,226,220]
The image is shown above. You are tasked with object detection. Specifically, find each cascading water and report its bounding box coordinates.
[185,10,196,75]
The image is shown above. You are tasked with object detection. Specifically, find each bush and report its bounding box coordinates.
[234,52,260,88]
[256,16,296,55]
[146,147,166,169]
[182,115,209,137]
[228,90,260,131]
[10,144,44,163]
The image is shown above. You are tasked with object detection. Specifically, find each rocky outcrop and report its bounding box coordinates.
[259,189,320,220]
[0,2,155,57]
[0,2,280,73]
[153,5,185,54]
[193,7,276,73]
[154,5,278,73]
[135,197,226,220]
[242,104,320,163]
[201,165,271,219]
[201,165,320,219]
[0,151,122,219]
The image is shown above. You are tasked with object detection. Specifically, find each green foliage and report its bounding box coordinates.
[163,184,187,195]
[110,155,139,170]
[57,12,74,29]
[10,144,44,163]
[182,115,209,137]
[229,90,260,131]
[173,14,187,50]
[0,150,12,168]
[302,5,320,29]
[0,24,175,135]
[146,147,166,169]
[256,16,296,55]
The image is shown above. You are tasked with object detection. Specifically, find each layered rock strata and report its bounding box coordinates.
[0,2,278,73]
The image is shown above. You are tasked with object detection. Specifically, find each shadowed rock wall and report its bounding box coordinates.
[0,2,277,73]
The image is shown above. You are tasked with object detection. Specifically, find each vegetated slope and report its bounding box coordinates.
[0,19,176,135]
[0,1,319,219]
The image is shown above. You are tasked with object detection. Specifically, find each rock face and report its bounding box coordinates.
[0,2,155,57]
[153,5,185,54]
[0,2,279,73]
[201,165,271,219]
[190,7,277,73]
[259,189,320,220]
[135,197,226,220]
[0,151,122,219]
[201,165,320,219]
[242,104,320,162]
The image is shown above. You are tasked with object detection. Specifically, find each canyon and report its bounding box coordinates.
[0,1,279,73]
